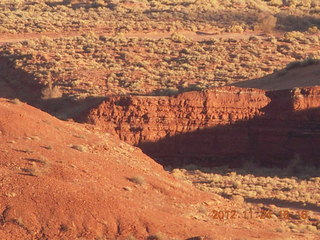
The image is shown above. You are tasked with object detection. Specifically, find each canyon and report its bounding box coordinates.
[79,85,320,168]
[0,1,319,238]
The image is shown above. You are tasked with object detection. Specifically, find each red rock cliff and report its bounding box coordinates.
[79,86,320,167]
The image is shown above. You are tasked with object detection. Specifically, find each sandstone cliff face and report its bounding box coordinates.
[80,86,320,167]
[255,86,320,167]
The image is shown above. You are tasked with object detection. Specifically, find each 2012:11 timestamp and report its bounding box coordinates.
[211,209,309,220]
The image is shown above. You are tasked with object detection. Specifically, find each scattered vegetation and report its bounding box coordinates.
[0,1,318,100]
[147,233,167,240]
[254,14,277,32]
[21,165,44,177]
[11,217,30,233]
[8,98,21,104]
[171,166,320,207]
[21,155,50,176]
[1,32,319,98]
[171,165,320,234]
[41,83,63,100]
[70,144,88,152]
[128,175,145,185]
[285,56,320,70]
[123,186,132,191]
[0,0,319,35]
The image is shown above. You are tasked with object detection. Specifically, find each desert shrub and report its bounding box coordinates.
[41,83,63,99]
[228,25,244,33]
[286,0,299,7]
[151,83,173,93]
[70,145,88,152]
[268,0,283,6]
[307,26,319,34]
[170,32,188,43]
[283,31,306,42]
[0,0,317,35]
[254,14,277,32]
[0,26,317,98]
[128,176,145,185]
[286,0,312,7]
[147,234,167,240]
[91,0,106,8]
[8,98,21,104]
[285,56,320,69]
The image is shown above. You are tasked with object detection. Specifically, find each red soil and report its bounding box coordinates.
[79,86,320,167]
[1,98,309,239]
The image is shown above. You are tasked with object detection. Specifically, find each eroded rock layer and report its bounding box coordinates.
[80,86,320,167]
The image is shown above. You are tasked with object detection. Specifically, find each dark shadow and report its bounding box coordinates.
[40,96,108,120]
[144,7,320,32]
[137,90,320,175]
[0,2,37,10]
[44,1,62,7]
[0,55,43,103]
[143,9,262,29]
[45,1,112,10]
[24,158,46,163]
[276,13,320,32]
[244,197,320,212]
[221,193,320,212]
[150,85,203,96]
[12,149,34,154]
[0,55,107,120]
[18,169,37,177]
[231,61,320,91]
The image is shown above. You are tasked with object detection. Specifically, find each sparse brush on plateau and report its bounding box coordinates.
[0,0,319,239]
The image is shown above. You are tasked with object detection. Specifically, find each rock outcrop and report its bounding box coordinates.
[79,86,320,167]
[0,98,240,239]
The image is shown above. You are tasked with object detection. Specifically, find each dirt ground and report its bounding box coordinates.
[0,1,319,239]
[2,99,318,239]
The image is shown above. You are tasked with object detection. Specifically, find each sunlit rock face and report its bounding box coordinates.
[80,86,320,167]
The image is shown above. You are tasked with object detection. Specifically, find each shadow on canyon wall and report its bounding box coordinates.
[139,92,320,172]
[1,53,319,178]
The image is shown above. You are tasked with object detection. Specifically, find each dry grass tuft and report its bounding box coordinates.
[22,155,50,176]
[8,99,21,105]
[125,236,137,240]
[254,14,277,33]
[147,233,168,240]
[70,144,88,152]
[41,85,63,100]
[128,175,145,185]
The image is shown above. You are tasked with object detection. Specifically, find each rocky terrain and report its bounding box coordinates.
[2,98,316,240]
[79,84,320,168]
[0,1,319,239]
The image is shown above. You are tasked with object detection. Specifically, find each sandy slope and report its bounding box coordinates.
[232,63,320,90]
[0,98,316,239]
